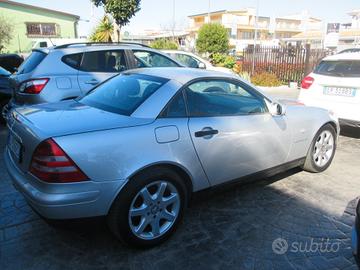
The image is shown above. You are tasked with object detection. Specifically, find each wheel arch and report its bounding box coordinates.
[107,161,194,213]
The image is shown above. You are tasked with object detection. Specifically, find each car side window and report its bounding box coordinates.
[185,80,267,117]
[172,53,199,68]
[80,50,127,72]
[133,50,179,68]
[62,53,83,69]
[160,91,187,118]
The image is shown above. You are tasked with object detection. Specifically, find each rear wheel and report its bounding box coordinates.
[107,167,187,248]
[303,124,336,173]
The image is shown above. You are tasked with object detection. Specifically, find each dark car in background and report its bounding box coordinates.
[0,54,24,73]
[0,66,12,124]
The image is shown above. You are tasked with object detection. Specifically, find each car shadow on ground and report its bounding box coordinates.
[1,166,357,270]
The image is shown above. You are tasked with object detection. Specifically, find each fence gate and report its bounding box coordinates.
[242,45,327,84]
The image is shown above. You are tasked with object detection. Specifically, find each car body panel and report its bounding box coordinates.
[4,68,339,220]
[188,114,292,186]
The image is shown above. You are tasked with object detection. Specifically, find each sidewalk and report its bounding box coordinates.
[259,85,300,100]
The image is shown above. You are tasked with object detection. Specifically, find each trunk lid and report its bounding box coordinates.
[6,100,154,173]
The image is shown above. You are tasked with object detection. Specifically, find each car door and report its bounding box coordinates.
[186,79,292,186]
[77,49,128,94]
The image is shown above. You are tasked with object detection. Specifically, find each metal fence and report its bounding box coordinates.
[242,45,328,84]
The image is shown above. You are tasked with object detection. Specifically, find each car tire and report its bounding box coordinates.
[107,167,188,248]
[303,124,337,173]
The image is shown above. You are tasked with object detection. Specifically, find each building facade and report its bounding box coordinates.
[188,9,322,51]
[285,10,360,50]
[0,0,79,53]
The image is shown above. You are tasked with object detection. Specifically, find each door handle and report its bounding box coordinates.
[195,128,219,138]
[85,80,99,85]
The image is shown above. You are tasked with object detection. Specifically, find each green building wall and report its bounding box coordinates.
[0,1,78,53]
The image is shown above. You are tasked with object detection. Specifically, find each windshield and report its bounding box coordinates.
[314,60,360,77]
[17,51,46,74]
[80,73,169,116]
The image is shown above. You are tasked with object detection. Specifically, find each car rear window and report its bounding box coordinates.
[62,53,83,69]
[17,51,46,74]
[314,60,360,77]
[79,73,168,116]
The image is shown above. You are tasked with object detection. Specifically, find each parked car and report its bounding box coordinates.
[0,66,12,124]
[5,67,339,248]
[298,53,360,128]
[162,50,234,74]
[352,200,360,260]
[0,53,24,73]
[338,48,360,54]
[2,42,183,121]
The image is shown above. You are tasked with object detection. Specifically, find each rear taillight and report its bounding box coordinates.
[301,76,314,89]
[30,139,88,183]
[20,78,49,94]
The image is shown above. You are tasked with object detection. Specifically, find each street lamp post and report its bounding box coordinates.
[208,0,211,23]
[252,0,260,75]
[172,0,176,40]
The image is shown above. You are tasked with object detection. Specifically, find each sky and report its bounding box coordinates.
[13,0,360,36]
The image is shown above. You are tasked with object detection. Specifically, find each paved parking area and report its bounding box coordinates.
[0,102,360,269]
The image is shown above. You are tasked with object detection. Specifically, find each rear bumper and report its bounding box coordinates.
[4,147,126,219]
[298,93,360,123]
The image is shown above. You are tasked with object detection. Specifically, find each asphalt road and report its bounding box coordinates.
[0,89,359,269]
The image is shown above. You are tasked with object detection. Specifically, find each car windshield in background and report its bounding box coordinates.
[17,51,46,74]
[80,73,168,116]
[314,60,360,77]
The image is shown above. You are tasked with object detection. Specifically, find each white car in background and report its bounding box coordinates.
[298,53,360,128]
[162,50,234,74]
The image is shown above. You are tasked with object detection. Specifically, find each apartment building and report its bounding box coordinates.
[188,8,322,50]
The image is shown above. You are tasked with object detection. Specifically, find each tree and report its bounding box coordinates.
[0,16,14,52]
[150,39,178,50]
[91,0,141,41]
[196,23,229,54]
[90,16,114,42]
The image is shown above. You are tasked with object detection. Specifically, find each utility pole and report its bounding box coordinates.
[252,0,260,74]
[208,0,211,23]
[172,0,176,40]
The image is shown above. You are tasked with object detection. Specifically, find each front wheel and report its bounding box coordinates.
[107,167,187,248]
[303,124,337,173]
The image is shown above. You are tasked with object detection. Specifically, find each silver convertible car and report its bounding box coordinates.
[4,68,339,247]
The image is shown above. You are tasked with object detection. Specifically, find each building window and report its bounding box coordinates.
[26,23,59,37]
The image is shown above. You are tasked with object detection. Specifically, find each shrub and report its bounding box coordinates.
[196,23,229,54]
[251,72,282,87]
[211,53,236,69]
[238,71,251,83]
[150,39,178,50]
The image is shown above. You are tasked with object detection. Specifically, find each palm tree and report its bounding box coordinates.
[90,16,114,42]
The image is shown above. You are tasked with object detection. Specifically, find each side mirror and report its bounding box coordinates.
[198,62,206,69]
[269,102,286,116]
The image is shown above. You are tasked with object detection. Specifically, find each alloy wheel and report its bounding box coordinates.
[128,181,180,240]
[312,130,334,167]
